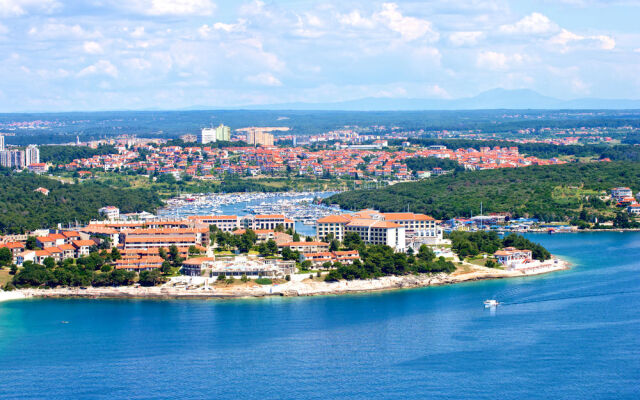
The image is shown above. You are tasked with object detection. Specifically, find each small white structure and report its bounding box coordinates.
[98,206,120,221]
[182,256,296,278]
[494,247,533,269]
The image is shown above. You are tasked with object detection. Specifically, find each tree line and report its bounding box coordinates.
[326,161,640,222]
[0,169,162,234]
[449,231,550,261]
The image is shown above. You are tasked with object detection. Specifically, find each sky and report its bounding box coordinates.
[0,0,639,111]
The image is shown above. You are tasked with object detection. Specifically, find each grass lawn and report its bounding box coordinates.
[0,269,12,287]
[465,257,491,267]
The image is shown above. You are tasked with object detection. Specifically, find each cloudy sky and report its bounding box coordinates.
[0,0,639,111]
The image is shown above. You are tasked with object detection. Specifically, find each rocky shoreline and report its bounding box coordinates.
[1,258,570,302]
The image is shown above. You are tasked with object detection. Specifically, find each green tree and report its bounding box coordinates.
[139,270,166,286]
[0,247,12,266]
[158,247,168,260]
[26,236,38,250]
[161,261,172,274]
[111,247,121,260]
[417,245,436,263]
[43,257,56,269]
[329,239,340,252]
[300,260,312,271]
[266,239,278,256]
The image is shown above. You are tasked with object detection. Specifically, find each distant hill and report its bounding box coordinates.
[234,88,640,111]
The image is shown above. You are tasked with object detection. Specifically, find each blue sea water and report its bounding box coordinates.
[1,232,639,399]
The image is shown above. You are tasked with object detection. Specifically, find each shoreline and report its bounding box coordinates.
[1,258,570,302]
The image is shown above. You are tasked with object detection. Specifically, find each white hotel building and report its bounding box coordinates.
[316,210,441,251]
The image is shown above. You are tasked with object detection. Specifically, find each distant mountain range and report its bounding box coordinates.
[229,88,640,111]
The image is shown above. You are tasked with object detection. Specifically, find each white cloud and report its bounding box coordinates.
[126,0,216,16]
[338,10,375,29]
[213,19,246,33]
[549,29,615,52]
[83,41,103,55]
[499,12,559,35]
[338,3,438,42]
[374,3,439,42]
[0,0,60,17]
[476,51,526,70]
[78,60,118,78]
[449,31,483,46]
[29,23,98,40]
[245,72,282,86]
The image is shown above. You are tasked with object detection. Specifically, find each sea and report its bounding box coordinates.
[1,232,639,399]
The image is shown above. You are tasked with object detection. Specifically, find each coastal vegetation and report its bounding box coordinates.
[326,161,640,222]
[324,244,455,282]
[0,170,162,234]
[449,231,550,261]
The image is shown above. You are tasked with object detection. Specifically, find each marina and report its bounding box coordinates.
[157,191,348,235]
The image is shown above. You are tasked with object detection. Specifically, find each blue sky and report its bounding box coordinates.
[0,0,639,111]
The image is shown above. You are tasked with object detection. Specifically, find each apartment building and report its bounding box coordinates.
[98,206,120,221]
[300,250,360,268]
[188,215,240,232]
[121,227,209,250]
[344,219,406,250]
[242,215,294,231]
[316,210,437,250]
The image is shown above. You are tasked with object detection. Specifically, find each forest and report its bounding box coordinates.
[0,170,162,234]
[39,144,117,164]
[326,161,640,222]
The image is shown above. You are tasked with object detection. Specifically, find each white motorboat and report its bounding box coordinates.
[484,299,500,308]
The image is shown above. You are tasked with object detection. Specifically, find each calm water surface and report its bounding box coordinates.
[1,232,639,399]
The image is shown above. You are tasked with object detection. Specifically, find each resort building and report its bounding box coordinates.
[345,219,406,250]
[316,209,434,250]
[300,250,360,268]
[242,214,294,231]
[279,241,330,253]
[0,242,25,260]
[316,215,352,241]
[232,229,292,245]
[188,215,240,232]
[181,256,295,278]
[98,206,120,221]
[494,247,533,269]
[612,187,633,201]
[115,256,164,271]
[121,227,209,250]
[627,204,640,215]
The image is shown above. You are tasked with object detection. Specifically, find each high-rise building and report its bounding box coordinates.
[25,144,40,166]
[245,129,274,147]
[199,128,217,144]
[215,124,231,142]
[0,150,25,169]
[0,135,4,151]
